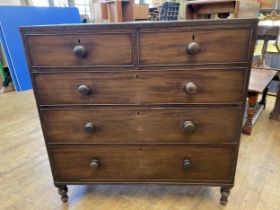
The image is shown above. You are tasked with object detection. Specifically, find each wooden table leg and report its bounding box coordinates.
[270,82,280,121]
[243,92,259,135]
[259,37,269,67]
[259,87,268,109]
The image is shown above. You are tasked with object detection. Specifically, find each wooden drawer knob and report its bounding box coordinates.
[183,159,192,170]
[73,45,87,58]
[186,41,200,55]
[90,159,99,169]
[84,122,95,133]
[78,85,91,96]
[183,121,195,133]
[185,82,198,94]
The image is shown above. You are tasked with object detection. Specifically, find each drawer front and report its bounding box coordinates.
[26,33,133,66]
[139,28,251,65]
[35,69,245,105]
[50,145,235,182]
[43,108,240,144]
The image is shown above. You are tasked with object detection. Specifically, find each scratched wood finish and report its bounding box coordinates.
[21,19,258,69]
[43,108,240,144]
[20,19,258,204]
[35,69,245,105]
[2,91,280,210]
[50,145,235,182]
[26,33,133,66]
[139,29,251,65]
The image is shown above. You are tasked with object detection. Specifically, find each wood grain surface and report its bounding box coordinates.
[2,91,280,210]
[50,145,235,182]
[19,19,258,204]
[249,68,278,93]
[35,69,246,105]
[27,33,133,66]
[42,108,241,144]
[139,29,251,65]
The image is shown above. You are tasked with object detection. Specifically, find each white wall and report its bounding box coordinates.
[0,0,26,5]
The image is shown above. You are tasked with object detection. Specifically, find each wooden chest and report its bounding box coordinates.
[20,19,258,205]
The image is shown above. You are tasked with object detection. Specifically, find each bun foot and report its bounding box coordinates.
[61,195,68,203]
[220,186,231,205]
[56,185,68,203]
[220,199,227,206]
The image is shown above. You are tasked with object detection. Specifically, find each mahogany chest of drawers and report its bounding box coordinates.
[20,19,257,205]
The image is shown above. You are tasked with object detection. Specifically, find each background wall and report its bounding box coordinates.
[0,0,27,6]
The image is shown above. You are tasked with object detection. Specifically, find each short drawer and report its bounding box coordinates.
[139,28,252,65]
[26,33,133,67]
[50,145,235,182]
[35,68,245,105]
[42,108,241,144]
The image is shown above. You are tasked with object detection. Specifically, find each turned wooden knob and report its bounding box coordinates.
[183,121,195,133]
[78,85,91,96]
[186,41,200,55]
[84,122,95,133]
[90,159,99,169]
[185,82,198,94]
[183,159,192,170]
[73,45,87,58]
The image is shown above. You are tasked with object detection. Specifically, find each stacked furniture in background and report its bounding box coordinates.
[93,2,108,22]
[133,4,149,20]
[184,0,237,19]
[95,0,149,22]
[106,0,134,22]
[160,2,180,20]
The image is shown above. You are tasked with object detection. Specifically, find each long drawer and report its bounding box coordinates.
[138,28,252,65]
[42,108,241,144]
[50,145,235,182]
[26,33,133,67]
[35,68,246,105]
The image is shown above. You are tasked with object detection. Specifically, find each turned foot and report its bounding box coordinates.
[56,185,68,202]
[220,186,231,205]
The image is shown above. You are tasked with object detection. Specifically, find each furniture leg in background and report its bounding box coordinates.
[255,16,280,121]
[243,92,259,135]
[270,83,280,120]
[243,68,278,135]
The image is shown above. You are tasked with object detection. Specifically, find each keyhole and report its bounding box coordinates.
[135,74,139,78]
[137,112,140,115]
[192,34,195,40]
[139,147,142,151]
[78,39,81,43]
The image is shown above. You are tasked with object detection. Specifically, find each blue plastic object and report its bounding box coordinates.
[0,6,80,91]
